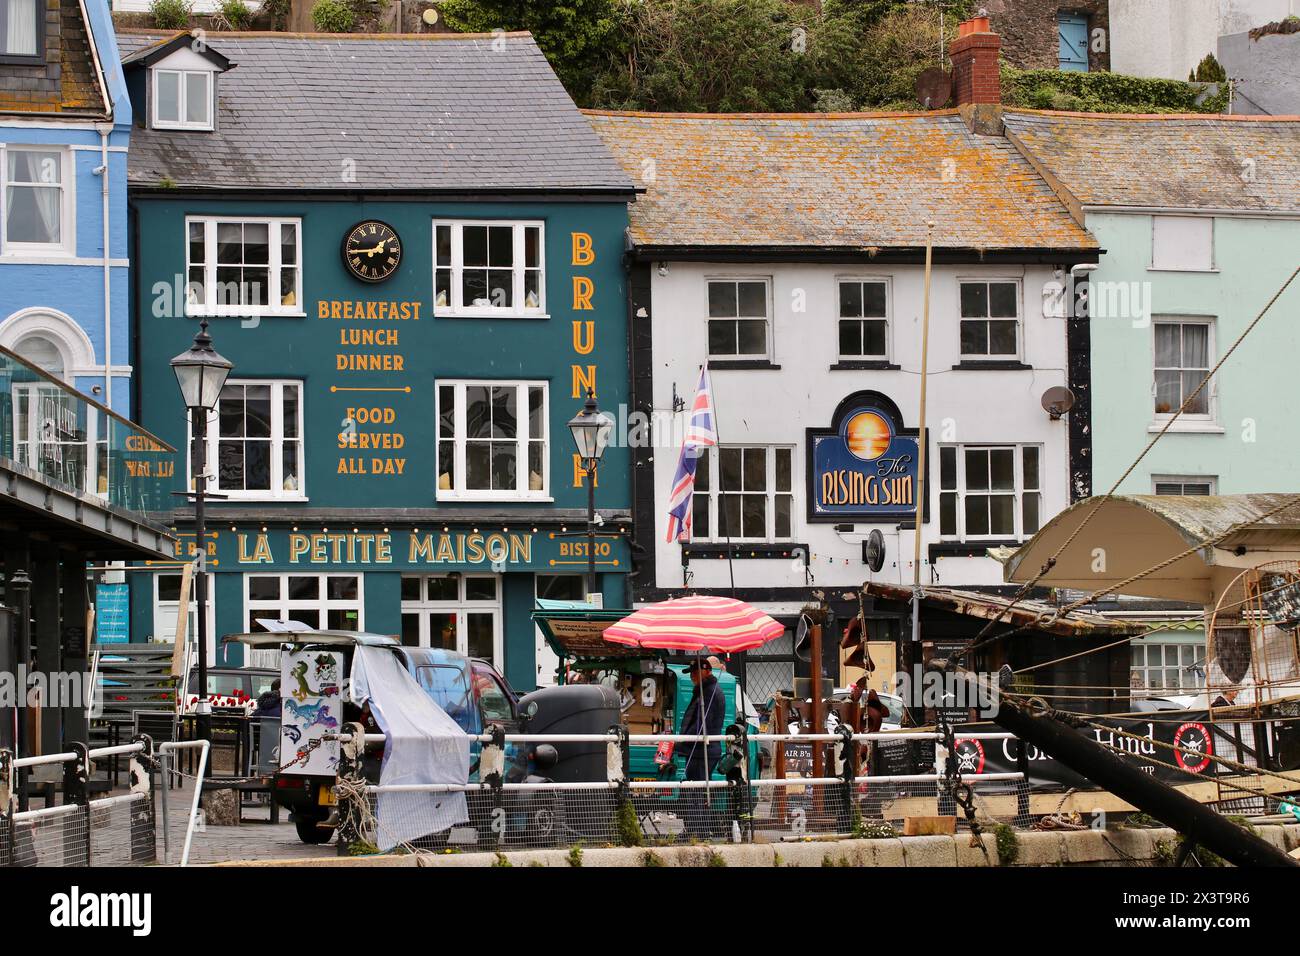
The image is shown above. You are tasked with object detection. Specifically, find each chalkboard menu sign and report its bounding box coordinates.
[874,738,926,776]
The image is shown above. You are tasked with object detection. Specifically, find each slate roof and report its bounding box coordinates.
[1003,109,1300,212]
[583,109,1097,252]
[117,31,636,194]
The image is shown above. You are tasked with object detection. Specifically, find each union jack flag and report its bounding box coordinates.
[665,367,717,543]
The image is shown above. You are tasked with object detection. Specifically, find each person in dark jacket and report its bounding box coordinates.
[254,679,282,717]
[678,657,725,838]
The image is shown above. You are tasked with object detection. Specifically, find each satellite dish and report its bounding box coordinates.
[914,68,953,110]
[863,528,886,573]
[422,8,439,25]
[1041,385,1076,420]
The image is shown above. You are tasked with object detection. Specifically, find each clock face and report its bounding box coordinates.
[343,220,402,283]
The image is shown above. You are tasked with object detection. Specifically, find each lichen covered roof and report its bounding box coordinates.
[118,31,635,194]
[1003,109,1300,212]
[584,109,1097,251]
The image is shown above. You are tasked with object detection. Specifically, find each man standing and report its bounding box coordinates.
[677,657,726,838]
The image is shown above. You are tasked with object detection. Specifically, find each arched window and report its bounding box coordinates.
[12,332,67,379]
[0,308,96,382]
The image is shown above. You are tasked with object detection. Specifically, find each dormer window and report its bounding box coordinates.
[123,34,232,133]
[154,69,213,131]
[1,0,40,60]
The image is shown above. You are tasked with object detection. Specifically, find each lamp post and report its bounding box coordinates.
[170,319,232,744]
[567,391,614,599]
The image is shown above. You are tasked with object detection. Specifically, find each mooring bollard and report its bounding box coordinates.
[129,735,155,864]
[0,749,14,867]
[480,723,506,847]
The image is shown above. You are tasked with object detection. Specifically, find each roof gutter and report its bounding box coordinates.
[126,185,640,202]
[627,245,1102,264]
[1081,204,1300,220]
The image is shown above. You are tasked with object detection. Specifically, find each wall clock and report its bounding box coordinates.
[343,220,401,283]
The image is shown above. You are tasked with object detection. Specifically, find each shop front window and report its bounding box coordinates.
[245,574,362,632]
[400,573,502,667]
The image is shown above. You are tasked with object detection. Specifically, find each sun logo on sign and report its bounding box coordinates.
[843,410,893,461]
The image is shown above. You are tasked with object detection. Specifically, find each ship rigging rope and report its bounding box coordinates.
[950,262,1300,665]
[949,493,1300,670]
[1012,572,1300,675]
[1092,742,1276,803]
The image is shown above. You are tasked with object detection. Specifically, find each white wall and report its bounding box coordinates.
[1111,0,1299,79]
[649,260,1075,595]
[1111,0,1220,79]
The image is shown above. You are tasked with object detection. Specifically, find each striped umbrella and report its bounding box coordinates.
[603,595,786,653]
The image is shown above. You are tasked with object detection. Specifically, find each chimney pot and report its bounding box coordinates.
[949,17,1001,107]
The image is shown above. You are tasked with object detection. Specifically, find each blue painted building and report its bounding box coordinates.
[0,0,132,432]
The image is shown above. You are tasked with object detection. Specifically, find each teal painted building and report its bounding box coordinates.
[1005,111,1300,698]
[119,30,636,691]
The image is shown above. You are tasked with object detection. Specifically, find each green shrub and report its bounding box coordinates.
[567,845,583,867]
[1190,53,1227,83]
[149,0,192,30]
[492,851,512,867]
[218,0,253,29]
[992,823,1020,865]
[1003,64,1230,114]
[311,0,356,33]
[707,850,727,867]
[616,799,643,848]
[261,0,290,29]
[642,850,665,867]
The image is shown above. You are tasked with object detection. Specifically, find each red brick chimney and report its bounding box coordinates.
[949,14,1001,106]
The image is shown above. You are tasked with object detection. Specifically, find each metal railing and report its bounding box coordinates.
[0,343,176,512]
[329,726,1031,853]
[0,740,157,866]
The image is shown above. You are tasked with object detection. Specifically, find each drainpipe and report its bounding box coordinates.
[94,124,112,414]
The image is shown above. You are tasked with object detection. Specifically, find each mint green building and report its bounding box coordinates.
[1005,111,1300,699]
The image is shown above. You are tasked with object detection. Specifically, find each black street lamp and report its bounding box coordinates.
[170,319,232,744]
[567,391,614,598]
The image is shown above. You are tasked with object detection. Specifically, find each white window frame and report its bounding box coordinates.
[152,68,214,131]
[436,379,549,502]
[1152,317,1216,424]
[691,444,796,543]
[185,216,303,318]
[533,573,587,685]
[0,0,41,60]
[1150,215,1215,272]
[400,573,503,666]
[705,276,772,361]
[938,443,1042,541]
[1131,633,1206,698]
[193,378,306,501]
[244,573,365,633]
[432,219,545,318]
[957,278,1022,361]
[153,570,215,660]
[836,275,892,361]
[1152,475,1217,496]
[1,146,73,256]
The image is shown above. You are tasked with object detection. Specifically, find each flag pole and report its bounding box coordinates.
[911,222,935,647]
